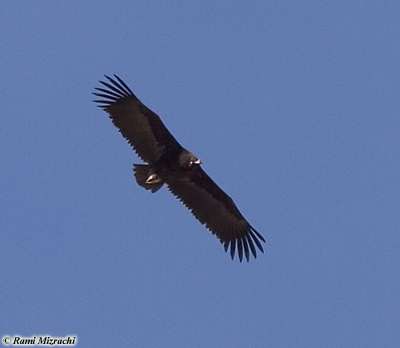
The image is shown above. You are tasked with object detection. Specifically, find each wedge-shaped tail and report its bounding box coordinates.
[133,164,164,193]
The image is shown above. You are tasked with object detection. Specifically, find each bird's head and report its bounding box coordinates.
[180,151,202,169]
[189,157,202,166]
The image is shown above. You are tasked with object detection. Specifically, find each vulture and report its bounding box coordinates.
[93,75,265,262]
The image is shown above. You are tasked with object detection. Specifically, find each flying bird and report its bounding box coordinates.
[93,75,265,261]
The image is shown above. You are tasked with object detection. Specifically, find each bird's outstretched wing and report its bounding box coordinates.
[166,166,265,262]
[93,75,182,164]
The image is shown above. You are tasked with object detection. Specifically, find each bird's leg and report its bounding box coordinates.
[146,173,161,184]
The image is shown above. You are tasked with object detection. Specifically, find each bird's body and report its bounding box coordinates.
[93,75,265,261]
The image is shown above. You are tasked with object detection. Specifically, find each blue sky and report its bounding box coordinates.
[1,2,399,347]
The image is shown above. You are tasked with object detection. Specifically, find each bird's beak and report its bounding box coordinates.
[194,159,202,165]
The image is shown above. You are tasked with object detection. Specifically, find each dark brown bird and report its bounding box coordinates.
[93,75,265,261]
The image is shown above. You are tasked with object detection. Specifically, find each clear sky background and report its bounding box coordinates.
[1,2,399,347]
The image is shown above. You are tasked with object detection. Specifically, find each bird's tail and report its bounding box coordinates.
[133,164,164,193]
